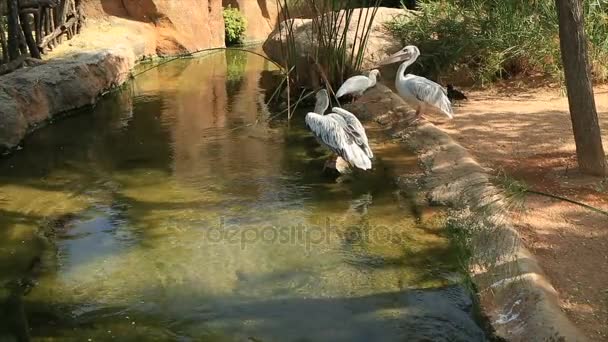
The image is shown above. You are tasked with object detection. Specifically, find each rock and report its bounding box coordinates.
[263,7,407,85]
[0,47,136,151]
[222,0,279,43]
[80,0,225,55]
[0,0,227,151]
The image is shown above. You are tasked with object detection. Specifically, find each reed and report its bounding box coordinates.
[276,0,382,98]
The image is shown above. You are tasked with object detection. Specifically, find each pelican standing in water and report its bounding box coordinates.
[305,89,373,173]
[380,46,453,119]
[335,69,381,101]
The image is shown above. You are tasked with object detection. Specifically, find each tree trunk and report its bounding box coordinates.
[7,0,21,60]
[556,0,607,176]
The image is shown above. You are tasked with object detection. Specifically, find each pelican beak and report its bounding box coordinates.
[379,50,412,66]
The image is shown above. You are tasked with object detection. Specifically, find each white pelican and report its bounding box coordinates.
[305,89,373,172]
[335,69,380,101]
[380,46,454,119]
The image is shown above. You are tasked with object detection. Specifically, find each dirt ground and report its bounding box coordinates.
[433,83,608,341]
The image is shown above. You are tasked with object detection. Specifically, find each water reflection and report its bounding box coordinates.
[0,49,485,341]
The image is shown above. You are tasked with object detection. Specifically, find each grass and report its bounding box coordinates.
[385,0,608,85]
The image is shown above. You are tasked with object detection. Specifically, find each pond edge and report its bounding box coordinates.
[347,84,587,342]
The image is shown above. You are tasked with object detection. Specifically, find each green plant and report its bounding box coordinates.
[385,0,608,85]
[223,5,247,46]
[493,169,529,213]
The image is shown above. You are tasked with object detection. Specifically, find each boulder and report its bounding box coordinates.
[263,7,407,84]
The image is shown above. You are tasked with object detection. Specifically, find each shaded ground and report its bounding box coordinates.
[438,84,608,341]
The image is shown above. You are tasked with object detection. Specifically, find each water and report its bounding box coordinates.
[0,50,486,341]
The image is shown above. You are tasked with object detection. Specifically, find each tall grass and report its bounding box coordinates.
[385,0,608,85]
[276,0,381,99]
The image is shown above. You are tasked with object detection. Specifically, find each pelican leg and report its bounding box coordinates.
[322,155,338,173]
[411,108,423,123]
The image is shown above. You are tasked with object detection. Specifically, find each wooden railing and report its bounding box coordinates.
[0,0,84,75]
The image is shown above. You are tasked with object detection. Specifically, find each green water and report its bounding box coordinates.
[0,50,486,341]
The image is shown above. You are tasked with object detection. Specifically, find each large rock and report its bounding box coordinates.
[0,47,136,150]
[80,0,225,55]
[263,7,407,84]
[223,0,279,43]
[0,0,227,150]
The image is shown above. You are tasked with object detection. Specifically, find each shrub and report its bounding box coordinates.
[385,0,608,85]
[223,5,247,46]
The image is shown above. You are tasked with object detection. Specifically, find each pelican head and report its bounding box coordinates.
[379,45,420,66]
[314,89,330,114]
[369,69,381,79]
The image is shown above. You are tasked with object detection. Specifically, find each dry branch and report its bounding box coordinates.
[39,15,76,49]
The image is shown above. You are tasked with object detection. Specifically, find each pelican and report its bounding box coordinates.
[305,89,373,173]
[380,46,453,119]
[335,69,380,101]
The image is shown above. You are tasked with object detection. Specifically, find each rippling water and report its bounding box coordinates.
[0,49,486,341]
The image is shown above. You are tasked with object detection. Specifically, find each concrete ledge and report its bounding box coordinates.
[350,84,587,342]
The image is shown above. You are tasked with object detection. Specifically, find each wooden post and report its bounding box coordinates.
[19,0,59,8]
[52,1,60,43]
[7,0,21,60]
[0,16,9,63]
[33,8,41,44]
[47,7,55,47]
[16,15,28,55]
[19,12,41,58]
[556,0,607,176]
[44,7,52,49]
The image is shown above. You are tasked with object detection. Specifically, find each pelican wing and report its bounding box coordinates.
[336,76,372,98]
[331,107,373,158]
[406,76,454,118]
[305,113,372,170]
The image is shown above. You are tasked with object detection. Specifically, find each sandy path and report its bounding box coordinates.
[435,85,608,341]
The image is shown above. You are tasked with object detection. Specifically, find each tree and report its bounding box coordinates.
[556,0,607,176]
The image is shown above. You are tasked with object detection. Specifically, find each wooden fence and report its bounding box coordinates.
[0,0,84,75]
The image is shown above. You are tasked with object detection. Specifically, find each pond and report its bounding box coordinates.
[0,49,487,341]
